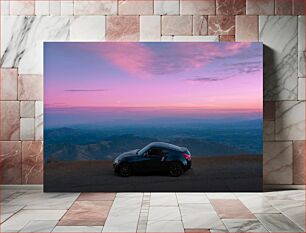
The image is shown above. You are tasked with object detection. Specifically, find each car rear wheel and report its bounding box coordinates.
[169,162,183,177]
[118,163,131,177]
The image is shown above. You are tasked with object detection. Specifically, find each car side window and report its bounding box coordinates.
[147,148,164,157]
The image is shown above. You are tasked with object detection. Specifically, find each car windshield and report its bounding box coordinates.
[137,144,152,155]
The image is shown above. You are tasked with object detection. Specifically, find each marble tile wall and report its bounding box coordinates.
[0,0,305,185]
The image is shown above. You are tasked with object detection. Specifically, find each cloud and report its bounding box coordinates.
[185,59,262,84]
[224,43,251,54]
[74,42,253,79]
[64,89,109,92]
[186,76,228,83]
[224,61,262,74]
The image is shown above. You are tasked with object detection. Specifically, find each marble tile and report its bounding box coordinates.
[150,193,177,206]
[35,101,43,140]
[162,16,192,36]
[52,226,104,232]
[180,204,223,229]
[234,192,262,198]
[208,16,235,35]
[293,140,305,184]
[18,75,42,100]
[216,0,246,15]
[177,193,210,203]
[210,199,256,219]
[263,101,275,120]
[263,190,305,201]
[206,193,236,199]
[1,204,25,223]
[146,221,184,233]
[256,213,303,232]
[193,16,208,35]
[180,0,215,15]
[275,0,293,15]
[263,120,275,141]
[0,141,22,182]
[20,220,58,232]
[268,200,305,230]
[179,203,215,214]
[35,1,49,16]
[119,0,153,15]
[140,16,161,41]
[20,101,35,118]
[115,192,143,198]
[223,219,268,232]
[263,141,293,184]
[50,1,61,15]
[70,16,105,41]
[154,0,179,15]
[1,191,28,204]
[209,229,228,233]
[298,78,305,100]
[0,190,17,201]
[22,141,43,184]
[106,16,139,41]
[236,16,258,42]
[298,16,305,78]
[246,0,274,15]
[268,199,304,209]
[10,0,35,15]
[293,0,305,15]
[102,204,140,232]
[7,191,80,210]
[77,192,116,201]
[74,0,117,15]
[0,101,20,140]
[0,209,66,232]
[260,16,298,100]
[111,194,142,205]
[275,101,305,140]
[238,196,279,213]
[1,16,70,74]
[220,35,235,42]
[1,190,26,203]
[0,68,18,100]
[58,200,113,226]
[148,206,181,221]
[61,1,74,15]
[20,118,35,140]
[163,36,219,41]
[1,0,10,15]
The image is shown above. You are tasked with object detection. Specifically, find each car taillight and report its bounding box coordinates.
[183,153,191,160]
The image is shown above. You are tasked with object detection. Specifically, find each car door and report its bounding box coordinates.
[141,148,164,172]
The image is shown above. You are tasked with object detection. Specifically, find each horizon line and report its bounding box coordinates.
[44,105,262,111]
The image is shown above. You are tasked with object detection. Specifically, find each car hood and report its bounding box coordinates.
[115,149,139,160]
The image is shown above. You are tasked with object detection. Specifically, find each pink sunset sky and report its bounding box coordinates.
[44,42,263,112]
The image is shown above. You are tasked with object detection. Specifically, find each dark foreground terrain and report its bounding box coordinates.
[44,155,262,192]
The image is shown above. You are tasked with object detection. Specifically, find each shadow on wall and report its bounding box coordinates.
[263,45,277,101]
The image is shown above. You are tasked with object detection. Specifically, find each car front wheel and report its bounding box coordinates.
[169,162,183,177]
[118,163,131,177]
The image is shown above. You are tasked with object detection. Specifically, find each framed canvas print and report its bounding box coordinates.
[44,42,263,192]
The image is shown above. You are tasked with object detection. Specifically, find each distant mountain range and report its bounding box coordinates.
[45,126,262,161]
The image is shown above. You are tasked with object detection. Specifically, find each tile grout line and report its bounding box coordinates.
[175,192,185,231]
[137,192,150,232]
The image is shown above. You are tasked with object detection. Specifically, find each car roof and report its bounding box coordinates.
[148,142,186,152]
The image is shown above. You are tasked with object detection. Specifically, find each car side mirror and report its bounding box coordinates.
[144,152,148,157]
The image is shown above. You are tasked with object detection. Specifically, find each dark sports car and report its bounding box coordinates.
[113,142,192,177]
